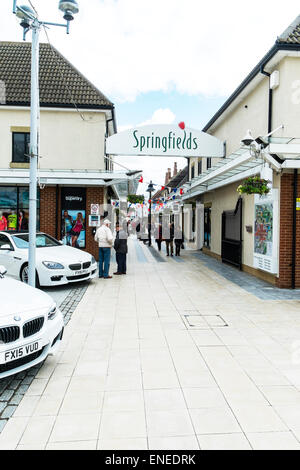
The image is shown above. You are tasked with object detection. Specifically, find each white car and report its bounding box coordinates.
[0,232,97,287]
[0,265,64,379]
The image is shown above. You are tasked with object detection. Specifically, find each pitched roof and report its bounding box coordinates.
[0,41,113,109]
[152,166,189,201]
[167,166,188,189]
[277,15,300,44]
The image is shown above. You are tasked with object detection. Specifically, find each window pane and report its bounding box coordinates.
[0,188,17,231]
[13,133,29,163]
[18,187,40,231]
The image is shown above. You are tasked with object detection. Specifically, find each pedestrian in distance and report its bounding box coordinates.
[165,221,174,257]
[175,225,184,256]
[94,219,113,279]
[154,222,163,252]
[114,222,128,275]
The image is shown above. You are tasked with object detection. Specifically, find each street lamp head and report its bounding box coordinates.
[58,0,79,21]
[146,181,155,193]
[15,5,35,28]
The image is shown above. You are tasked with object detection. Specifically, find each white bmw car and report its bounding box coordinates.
[0,266,64,379]
[0,232,97,287]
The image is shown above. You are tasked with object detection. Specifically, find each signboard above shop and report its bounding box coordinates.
[106,124,225,158]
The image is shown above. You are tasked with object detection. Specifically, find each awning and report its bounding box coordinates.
[181,137,300,201]
[0,168,141,192]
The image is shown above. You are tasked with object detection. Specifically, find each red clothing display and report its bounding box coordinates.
[0,216,7,231]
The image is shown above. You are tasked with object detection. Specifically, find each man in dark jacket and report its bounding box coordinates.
[114,223,128,275]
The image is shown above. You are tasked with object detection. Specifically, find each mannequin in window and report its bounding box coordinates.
[0,211,7,231]
[19,210,28,231]
[7,211,17,231]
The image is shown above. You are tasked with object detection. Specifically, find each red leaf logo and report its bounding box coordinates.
[178,122,185,130]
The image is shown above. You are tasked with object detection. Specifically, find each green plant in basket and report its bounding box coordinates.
[237,176,270,195]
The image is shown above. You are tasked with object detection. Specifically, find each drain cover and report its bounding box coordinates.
[184,314,228,329]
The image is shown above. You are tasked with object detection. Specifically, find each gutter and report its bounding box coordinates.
[260,67,272,135]
[202,43,300,133]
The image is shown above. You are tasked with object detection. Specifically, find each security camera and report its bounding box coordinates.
[241,130,254,147]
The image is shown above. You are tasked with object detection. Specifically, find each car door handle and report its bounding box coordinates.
[13,256,21,260]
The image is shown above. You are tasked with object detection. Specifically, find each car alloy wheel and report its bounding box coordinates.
[21,264,40,289]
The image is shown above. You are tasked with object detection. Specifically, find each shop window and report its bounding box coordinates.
[0,187,40,232]
[61,187,86,249]
[198,159,202,175]
[12,133,30,163]
[207,158,212,170]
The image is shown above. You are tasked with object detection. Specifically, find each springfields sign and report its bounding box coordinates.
[106,124,225,158]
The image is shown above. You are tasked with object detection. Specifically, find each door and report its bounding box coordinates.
[221,198,243,270]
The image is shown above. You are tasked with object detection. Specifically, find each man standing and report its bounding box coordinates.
[165,221,174,257]
[94,219,113,279]
[114,223,128,275]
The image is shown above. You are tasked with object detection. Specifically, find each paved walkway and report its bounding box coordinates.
[1,238,300,450]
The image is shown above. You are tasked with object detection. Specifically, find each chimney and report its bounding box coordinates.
[165,168,172,185]
[173,162,178,177]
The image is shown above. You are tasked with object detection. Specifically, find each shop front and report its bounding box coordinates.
[0,186,40,233]
[0,167,136,261]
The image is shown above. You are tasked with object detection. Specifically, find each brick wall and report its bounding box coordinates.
[277,173,300,288]
[39,186,57,238]
[86,186,104,260]
[40,185,105,260]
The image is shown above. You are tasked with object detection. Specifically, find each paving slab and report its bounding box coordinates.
[1,238,300,450]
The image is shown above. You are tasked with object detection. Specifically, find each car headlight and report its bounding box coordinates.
[42,261,65,269]
[91,256,96,264]
[48,304,57,320]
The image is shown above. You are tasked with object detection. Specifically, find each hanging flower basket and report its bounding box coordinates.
[237,177,270,196]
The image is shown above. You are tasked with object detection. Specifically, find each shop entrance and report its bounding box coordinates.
[221,197,243,270]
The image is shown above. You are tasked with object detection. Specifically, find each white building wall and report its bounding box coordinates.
[0,108,107,170]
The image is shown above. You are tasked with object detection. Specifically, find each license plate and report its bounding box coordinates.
[74,269,88,275]
[2,340,41,363]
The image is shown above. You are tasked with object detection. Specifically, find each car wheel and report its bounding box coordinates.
[20,264,40,289]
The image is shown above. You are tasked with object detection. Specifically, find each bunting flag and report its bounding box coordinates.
[173,188,178,193]
[180,188,184,195]
[139,176,143,183]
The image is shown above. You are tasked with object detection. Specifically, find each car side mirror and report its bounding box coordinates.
[0,244,13,251]
[0,265,7,276]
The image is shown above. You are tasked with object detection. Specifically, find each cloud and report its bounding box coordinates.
[139,108,176,126]
[2,0,300,103]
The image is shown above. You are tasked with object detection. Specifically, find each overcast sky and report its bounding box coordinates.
[1,0,300,194]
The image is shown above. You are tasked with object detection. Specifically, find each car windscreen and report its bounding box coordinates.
[12,234,61,249]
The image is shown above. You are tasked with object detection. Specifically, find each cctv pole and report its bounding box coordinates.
[28,18,40,287]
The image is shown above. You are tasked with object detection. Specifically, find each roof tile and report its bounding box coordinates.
[0,41,113,108]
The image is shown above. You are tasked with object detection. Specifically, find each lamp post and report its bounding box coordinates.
[146,180,155,246]
[12,1,79,287]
